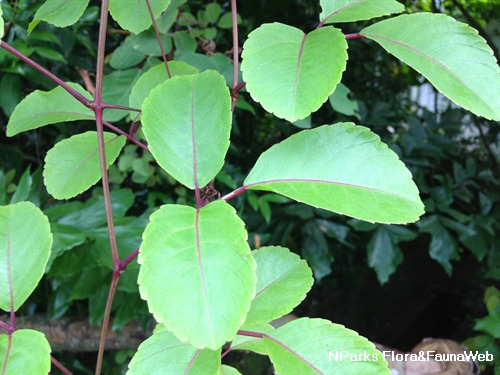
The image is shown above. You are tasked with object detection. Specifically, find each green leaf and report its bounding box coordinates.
[43,131,126,199]
[10,167,32,204]
[6,83,94,137]
[0,74,21,116]
[320,0,404,24]
[264,318,390,374]
[110,38,146,70]
[0,6,4,39]
[129,61,198,117]
[102,69,141,122]
[429,223,459,275]
[367,226,403,284]
[362,13,500,121]
[173,31,197,54]
[329,83,360,119]
[0,202,52,311]
[129,29,172,56]
[302,220,333,281]
[138,201,256,349]
[47,223,86,271]
[474,314,500,339]
[205,3,221,24]
[29,0,90,31]
[0,330,51,373]
[241,23,347,122]
[245,247,313,324]
[128,325,221,374]
[141,70,231,189]
[109,0,171,34]
[244,123,424,224]
[217,12,241,29]
[35,46,67,63]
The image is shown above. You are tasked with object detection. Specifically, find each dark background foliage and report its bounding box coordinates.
[0,0,498,373]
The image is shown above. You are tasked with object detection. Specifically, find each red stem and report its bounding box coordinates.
[145,0,172,78]
[51,356,73,375]
[230,0,240,111]
[345,32,365,40]
[0,41,92,107]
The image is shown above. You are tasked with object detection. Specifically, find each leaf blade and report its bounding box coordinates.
[6,83,94,137]
[362,13,500,121]
[43,131,126,199]
[30,0,91,29]
[244,123,424,224]
[241,23,347,122]
[141,70,231,189]
[320,0,405,24]
[138,201,256,349]
[0,330,51,373]
[0,202,52,311]
[109,0,171,34]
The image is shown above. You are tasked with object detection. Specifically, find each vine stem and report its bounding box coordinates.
[93,1,120,374]
[230,0,240,111]
[145,0,172,78]
[51,356,73,375]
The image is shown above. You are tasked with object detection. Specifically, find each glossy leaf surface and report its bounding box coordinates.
[245,246,313,323]
[141,70,231,189]
[362,13,500,121]
[0,202,52,311]
[109,0,171,34]
[0,330,51,373]
[265,318,389,374]
[129,61,198,118]
[30,0,90,30]
[6,83,94,137]
[127,325,220,374]
[320,0,404,24]
[244,123,424,224]
[138,201,256,349]
[241,23,347,122]
[43,131,126,199]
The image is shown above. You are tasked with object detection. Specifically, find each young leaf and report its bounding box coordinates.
[0,202,52,312]
[43,131,126,199]
[129,61,198,118]
[362,13,500,121]
[29,0,90,32]
[241,23,347,122]
[329,82,360,119]
[0,330,51,373]
[138,201,256,349]
[6,83,94,137]
[320,0,405,24]
[109,0,171,35]
[127,325,221,374]
[244,123,424,224]
[245,247,313,324]
[141,70,231,189]
[264,318,390,374]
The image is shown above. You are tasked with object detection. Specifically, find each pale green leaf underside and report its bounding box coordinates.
[241,23,347,122]
[127,325,220,374]
[362,13,500,121]
[31,0,90,28]
[0,202,52,312]
[138,201,256,349]
[43,131,126,199]
[220,365,243,375]
[244,123,424,224]
[0,330,51,373]
[265,318,390,374]
[109,0,171,34]
[6,83,94,137]
[320,0,405,24]
[245,246,313,324]
[129,61,199,118]
[141,70,231,189]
